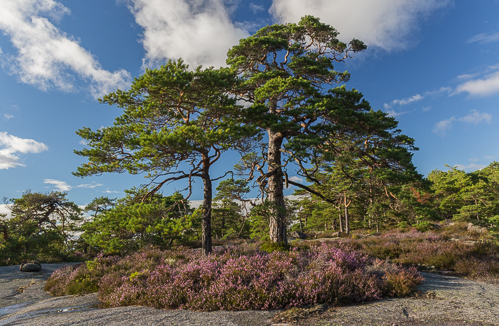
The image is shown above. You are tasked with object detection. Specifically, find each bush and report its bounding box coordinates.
[260,242,291,253]
[46,244,424,311]
[384,266,424,297]
[415,221,432,233]
[44,263,98,295]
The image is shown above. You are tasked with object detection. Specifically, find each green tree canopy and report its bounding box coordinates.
[1,191,82,265]
[227,16,418,243]
[81,189,196,254]
[74,60,258,255]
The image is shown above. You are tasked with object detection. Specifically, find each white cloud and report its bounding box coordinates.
[432,117,455,134]
[469,157,479,163]
[422,106,431,112]
[126,0,250,69]
[4,114,14,120]
[0,0,131,98]
[43,179,73,191]
[384,87,451,109]
[468,32,499,44]
[0,204,12,219]
[385,108,409,118]
[249,3,265,13]
[457,73,479,80]
[433,110,492,134]
[454,70,499,97]
[77,183,103,189]
[44,178,72,191]
[288,176,303,183]
[103,189,120,194]
[0,131,48,169]
[454,163,486,172]
[458,109,492,125]
[384,94,423,109]
[270,0,452,51]
[79,139,88,146]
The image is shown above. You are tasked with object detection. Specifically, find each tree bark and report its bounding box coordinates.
[339,212,343,233]
[201,153,213,255]
[267,130,287,244]
[344,193,350,235]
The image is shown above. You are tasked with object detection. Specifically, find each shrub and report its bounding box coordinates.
[46,244,424,311]
[415,221,432,233]
[455,257,499,279]
[384,266,424,297]
[44,263,98,295]
[260,242,291,253]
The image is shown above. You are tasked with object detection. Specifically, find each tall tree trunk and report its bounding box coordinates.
[344,193,350,235]
[201,153,213,255]
[267,130,287,244]
[339,212,343,233]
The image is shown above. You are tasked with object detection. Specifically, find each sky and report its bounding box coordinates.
[1,0,499,216]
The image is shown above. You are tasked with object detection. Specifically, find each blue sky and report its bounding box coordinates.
[1,0,499,215]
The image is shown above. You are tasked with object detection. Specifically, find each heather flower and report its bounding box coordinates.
[46,243,424,311]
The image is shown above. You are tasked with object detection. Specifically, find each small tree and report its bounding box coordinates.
[1,191,82,264]
[212,179,251,239]
[74,60,257,255]
[81,189,196,254]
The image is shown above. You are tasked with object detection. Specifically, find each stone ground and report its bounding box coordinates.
[0,264,498,325]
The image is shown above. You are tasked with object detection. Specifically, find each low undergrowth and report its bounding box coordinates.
[299,228,499,281]
[45,243,423,311]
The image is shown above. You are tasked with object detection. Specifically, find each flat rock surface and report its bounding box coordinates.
[0,264,498,325]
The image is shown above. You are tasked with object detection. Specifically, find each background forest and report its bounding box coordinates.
[2,162,499,264]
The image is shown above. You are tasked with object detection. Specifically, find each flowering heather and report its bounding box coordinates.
[46,244,424,311]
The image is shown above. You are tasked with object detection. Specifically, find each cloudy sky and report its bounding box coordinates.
[1,0,499,214]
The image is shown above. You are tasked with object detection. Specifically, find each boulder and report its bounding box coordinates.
[289,231,307,239]
[20,261,42,272]
[467,223,487,234]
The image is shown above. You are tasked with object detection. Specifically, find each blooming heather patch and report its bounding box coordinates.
[46,244,424,311]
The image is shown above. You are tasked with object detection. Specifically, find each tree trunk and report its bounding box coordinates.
[201,153,213,255]
[339,212,343,233]
[344,193,350,235]
[267,130,287,244]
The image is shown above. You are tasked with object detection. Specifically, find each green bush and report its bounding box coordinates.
[414,221,432,232]
[260,242,291,253]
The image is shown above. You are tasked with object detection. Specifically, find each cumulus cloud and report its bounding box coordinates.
[433,110,492,134]
[454,70,499,97]
[44,179,72,191]
[0,0,131,98]
[0,204,12,219]
[4,114,14,120]
[458,109,492,125]
[454,163,486,172]
[77,183,103,189]
[126,0,250,69]
[0,131,48,169]
[468,32,499,44]
[384,87,451,109]
[270,0,452,51]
